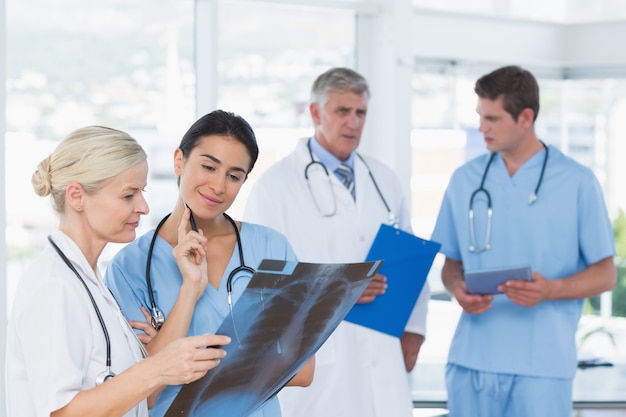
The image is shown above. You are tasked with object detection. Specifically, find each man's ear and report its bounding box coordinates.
[519,107,535,128]
[66,182,84,212]
[174,148,185,176]
[310,102,321,126]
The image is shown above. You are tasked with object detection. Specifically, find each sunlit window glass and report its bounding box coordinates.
[217,1,355,217]
[6,0,195,312]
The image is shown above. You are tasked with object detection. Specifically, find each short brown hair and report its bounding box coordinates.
[474,65,540,122]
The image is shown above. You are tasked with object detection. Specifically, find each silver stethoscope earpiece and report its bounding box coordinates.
[48,236,116,386]
[304,138,399,228]
[468,141,548,253]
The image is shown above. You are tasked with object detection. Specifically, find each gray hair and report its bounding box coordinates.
[310,67,370,106]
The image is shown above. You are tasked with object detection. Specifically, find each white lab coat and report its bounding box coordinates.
[6,230,146,417]
[244,137,429,417]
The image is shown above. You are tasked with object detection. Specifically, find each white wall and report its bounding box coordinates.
[1,0,7,411]
[195,0,219,118]
[411,8,626,77]
[411,10,565,69]
[357,0,414,200]
[563,21,626,70]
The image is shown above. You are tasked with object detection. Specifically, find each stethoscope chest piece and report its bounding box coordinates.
[151,308,165,331]
[96,368,116,385]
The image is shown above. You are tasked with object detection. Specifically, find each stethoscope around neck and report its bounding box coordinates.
[304,138,399,227]
[48,236,116,386]
[468,141,549,253]
[145,210,254,330]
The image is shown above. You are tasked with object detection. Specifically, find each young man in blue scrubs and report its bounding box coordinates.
[431,65,617,417]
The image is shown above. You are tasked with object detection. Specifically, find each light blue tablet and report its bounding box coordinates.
[464,265,532,295]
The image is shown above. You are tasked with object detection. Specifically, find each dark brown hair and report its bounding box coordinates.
[474,65,540,122]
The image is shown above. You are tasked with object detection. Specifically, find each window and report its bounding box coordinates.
[6,0,196,311]
[5,0,355,311]
[215,1,355,217]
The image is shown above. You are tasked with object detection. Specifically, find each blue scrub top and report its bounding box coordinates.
[431,145,615,378]
[105,221,297,417]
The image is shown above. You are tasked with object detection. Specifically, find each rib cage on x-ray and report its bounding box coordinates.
[165,259,380,417]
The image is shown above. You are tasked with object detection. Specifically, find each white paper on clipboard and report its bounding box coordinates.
[464,265,532,295]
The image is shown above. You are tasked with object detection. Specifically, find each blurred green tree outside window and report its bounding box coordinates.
[586,210,626,317]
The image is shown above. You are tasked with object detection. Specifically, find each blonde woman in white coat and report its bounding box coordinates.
[6,126,230,417]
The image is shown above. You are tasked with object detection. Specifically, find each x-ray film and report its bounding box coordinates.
[164,259,381,417]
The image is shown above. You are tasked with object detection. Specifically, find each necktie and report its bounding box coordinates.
[335,163,355,200]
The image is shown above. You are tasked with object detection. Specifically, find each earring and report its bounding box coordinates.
[77,207,83,211]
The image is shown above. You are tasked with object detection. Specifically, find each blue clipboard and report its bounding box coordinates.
[343,224,441,338]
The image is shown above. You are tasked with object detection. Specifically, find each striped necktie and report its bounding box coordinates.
[335,163,355,200]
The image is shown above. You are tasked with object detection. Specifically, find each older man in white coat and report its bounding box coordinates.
[243,67,429,417]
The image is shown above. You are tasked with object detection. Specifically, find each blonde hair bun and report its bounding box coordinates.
[31,156,53,197]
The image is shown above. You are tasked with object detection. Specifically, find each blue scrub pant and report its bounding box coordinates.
[445,363,573,417]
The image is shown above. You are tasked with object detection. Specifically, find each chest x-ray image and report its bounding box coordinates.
[165,259,381,417]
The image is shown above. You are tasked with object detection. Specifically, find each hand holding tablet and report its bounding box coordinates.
[464,265,532,295]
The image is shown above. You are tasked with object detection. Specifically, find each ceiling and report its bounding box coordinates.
[411,0,626,23]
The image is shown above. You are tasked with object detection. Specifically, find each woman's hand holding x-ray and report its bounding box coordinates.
[149,333,231,386]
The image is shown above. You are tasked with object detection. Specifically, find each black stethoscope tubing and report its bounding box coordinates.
[468,141,549,252]
[146,211,253,330]
[304,138,397,226]
[222,213,255,308]
[48,236,116,385]
[145,214,169,330]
